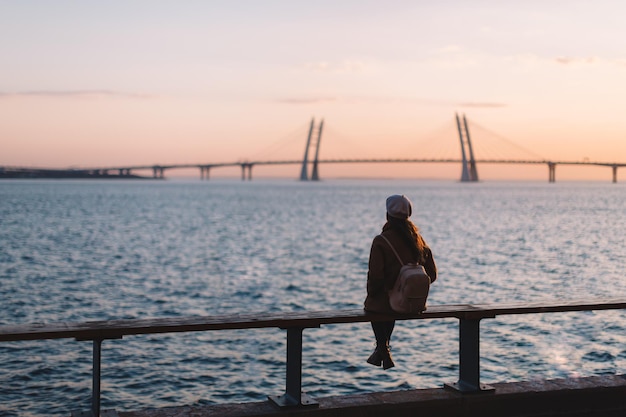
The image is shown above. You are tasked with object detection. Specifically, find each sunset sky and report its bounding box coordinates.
[2,1,626,180]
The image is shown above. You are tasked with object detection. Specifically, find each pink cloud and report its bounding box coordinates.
[0,90,153,99]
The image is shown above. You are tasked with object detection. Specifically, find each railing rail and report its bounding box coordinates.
[1,298,626,417]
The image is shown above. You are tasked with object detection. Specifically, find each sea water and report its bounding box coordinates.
[1,179,626,416]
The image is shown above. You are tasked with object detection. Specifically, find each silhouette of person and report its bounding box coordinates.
[364,194,437,369]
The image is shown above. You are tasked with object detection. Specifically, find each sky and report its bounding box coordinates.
[2,0,626,180]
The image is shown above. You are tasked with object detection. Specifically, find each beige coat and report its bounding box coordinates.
[364,224,437,313]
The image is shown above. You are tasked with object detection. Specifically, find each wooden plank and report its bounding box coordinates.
[470,299,626,317]
[1,299,625,343]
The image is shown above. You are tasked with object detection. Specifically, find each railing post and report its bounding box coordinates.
[268,327,319,408]
[72,338,118,417]
[445,317,494,393]
[92,339,103,417]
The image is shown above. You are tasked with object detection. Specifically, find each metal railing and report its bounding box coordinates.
[1,299,625,417]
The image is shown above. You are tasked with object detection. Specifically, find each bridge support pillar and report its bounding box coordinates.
[200,166,210,181]
[152,167,165,179]
[612,165,618,183]
[548,163,556,183]
[241,164,252,181]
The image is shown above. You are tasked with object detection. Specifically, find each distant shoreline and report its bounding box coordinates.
[0,170,152,179]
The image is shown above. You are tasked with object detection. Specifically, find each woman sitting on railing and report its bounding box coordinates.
[364,194,437,370]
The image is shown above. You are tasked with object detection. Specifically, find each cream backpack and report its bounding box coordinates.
[379,234,431,314]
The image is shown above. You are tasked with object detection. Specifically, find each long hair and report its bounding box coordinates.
[386,214,427,261]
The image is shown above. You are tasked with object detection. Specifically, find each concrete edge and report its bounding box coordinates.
[120,374,626,417]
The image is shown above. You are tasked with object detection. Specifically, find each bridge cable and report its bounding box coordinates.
[468,121,547,161]
[247,123,311,161]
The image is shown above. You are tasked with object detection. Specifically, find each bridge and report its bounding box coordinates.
[2,115,625,183]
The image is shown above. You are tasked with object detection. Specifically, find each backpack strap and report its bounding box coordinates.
[379,234,404,266]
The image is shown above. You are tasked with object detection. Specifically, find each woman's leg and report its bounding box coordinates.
[371,321,392,347]
[382,320,395,344]
[368,320,396,369]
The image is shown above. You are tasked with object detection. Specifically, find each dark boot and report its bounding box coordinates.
[380,345,395,370]
[369,321,396,369]
[366,346,382,366]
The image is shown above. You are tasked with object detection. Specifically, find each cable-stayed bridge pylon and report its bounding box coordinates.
[299,118,324,181]
[456,113,479,182]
